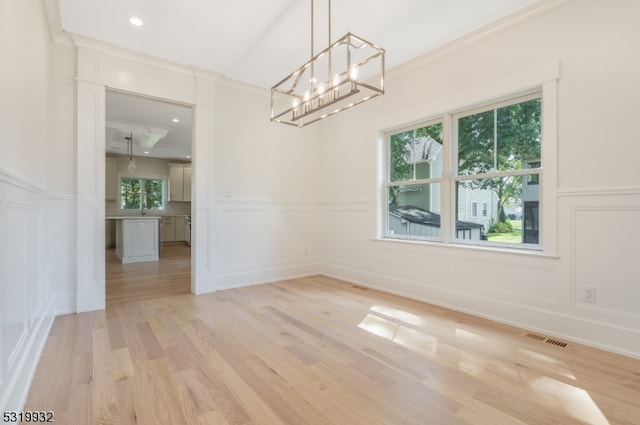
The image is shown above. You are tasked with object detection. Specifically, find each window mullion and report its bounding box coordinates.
[493,109,498,171]
[140,178,146,210]
[442,114,453,244]
[454,168,540,182]
[388,178,441,187]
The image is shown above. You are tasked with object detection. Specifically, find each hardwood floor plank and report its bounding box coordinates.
[91,326,117,423]
[23,276,640,425]
[114,378,137,425]
[106,244,191,307]
[196,410,231,425]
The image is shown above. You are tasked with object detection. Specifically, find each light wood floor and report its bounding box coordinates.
[106,243,191,306]
[24,275,640,424]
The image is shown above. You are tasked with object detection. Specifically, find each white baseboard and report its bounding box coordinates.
[195,262,320,294]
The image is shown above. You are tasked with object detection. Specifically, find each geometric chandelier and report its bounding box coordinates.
[271,0,385,128]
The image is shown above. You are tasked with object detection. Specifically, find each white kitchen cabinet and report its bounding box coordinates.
[183,166,192,201]
[113,217,159,263]
[105,219,115,248]
[105,157,118,200]
[168,164,184,201]
[175,216,186,241]
[162,216,176,242]
[168,163,192,201]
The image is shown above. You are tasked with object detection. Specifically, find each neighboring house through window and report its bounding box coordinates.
[387,121,446,240]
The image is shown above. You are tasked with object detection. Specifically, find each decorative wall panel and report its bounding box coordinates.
[573,206,640,317]
[0,171,55,412]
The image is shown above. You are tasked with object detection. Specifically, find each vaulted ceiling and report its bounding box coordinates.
[58,0,541,89]
[58,0,542,159]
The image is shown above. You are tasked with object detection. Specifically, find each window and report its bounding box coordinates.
[383,90,543,249]
[120,177,165,212]
[455,94,541,246]
[386,121,443,240]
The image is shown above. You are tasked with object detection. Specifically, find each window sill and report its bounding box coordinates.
[371,236,559,259]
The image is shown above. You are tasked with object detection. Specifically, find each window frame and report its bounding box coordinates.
[451,91,542,250]
[384,118,445,242]
[380,84,557,255]
[119,176,167,213]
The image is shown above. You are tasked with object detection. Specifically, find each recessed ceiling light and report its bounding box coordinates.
[144,151,149,154]
[129,17,143,26]
[186,155,191,159]
[172,118,179,123]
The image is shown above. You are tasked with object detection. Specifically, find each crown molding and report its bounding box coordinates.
[42,0,74,46]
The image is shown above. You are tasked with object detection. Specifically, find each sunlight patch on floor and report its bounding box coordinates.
[530,376,610,424]
[358,312,438,357]
[370,304,430,328]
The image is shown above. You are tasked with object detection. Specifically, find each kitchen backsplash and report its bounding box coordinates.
[106,200,191,216]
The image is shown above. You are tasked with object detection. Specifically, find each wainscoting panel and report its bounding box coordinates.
[272,207,317,266]
[448,255,556,307]
[28,209,45,325]
[209,201,319,290]
[1,204,29,371]
[0,171,56,412]
[573,206,640,317]
[215,207,272,272]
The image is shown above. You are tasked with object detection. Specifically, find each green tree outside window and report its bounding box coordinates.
[121,178,165,211]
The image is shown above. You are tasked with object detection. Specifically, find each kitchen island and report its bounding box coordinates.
[107,216,160,263]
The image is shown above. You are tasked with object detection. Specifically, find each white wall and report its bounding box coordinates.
[211,81,320,288]
[317,0,640,357]
[0,0,61,412]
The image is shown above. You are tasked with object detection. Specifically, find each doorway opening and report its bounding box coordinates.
[104,90,193,306]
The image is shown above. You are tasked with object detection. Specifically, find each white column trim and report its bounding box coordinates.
[74,41,220,311]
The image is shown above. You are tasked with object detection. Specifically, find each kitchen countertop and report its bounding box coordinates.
[106,216,162,220]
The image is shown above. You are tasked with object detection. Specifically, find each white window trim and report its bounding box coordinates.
[119,176,167,212]
[379,78,558,257]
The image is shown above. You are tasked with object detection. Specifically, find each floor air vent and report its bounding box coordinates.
[524,332,546,341]
[522,332,568,348]
[546,338,568,348]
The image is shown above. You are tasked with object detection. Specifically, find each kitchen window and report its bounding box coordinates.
[120,177,165,212]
